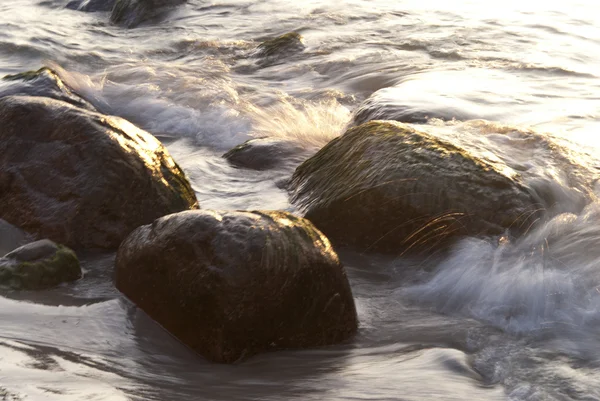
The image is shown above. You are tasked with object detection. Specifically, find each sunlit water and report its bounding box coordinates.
[1,0,600,399]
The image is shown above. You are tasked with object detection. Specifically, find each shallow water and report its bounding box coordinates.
[2,0,600,399]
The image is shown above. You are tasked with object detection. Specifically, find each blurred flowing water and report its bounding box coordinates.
[1,0,600,399]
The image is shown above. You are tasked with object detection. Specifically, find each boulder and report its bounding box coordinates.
[0,219,30,256]
[0,95,198,249]
[255,32,305,65]
[289,120,543,253]
[115,210,358,363]
[65,0,116,12]
[110,0,186,28]
[2,67,95,111]
[223,137,306,170]
[0,239,81,290]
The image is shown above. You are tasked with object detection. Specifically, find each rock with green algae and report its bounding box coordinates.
[1,67,95,111]
[289,120,543,253]
[116,209,358,363]
[0,240,81,290]
[0,95,198,249]
[255,32,305,64]
[110,0,186,28]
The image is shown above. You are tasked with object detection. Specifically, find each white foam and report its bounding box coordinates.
[404,202,600,336]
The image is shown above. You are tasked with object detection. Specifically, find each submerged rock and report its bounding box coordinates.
[0,95,198,249]
[352,91,478,125]
[289,120,543,253]
[2,67,95,111]
[223,137,306,170]
[116,210,358,363]
[0,219,30,256]
[110,0,186,28]
[255,32,305,64]
[0,240,81,290]
[66,0,116,12]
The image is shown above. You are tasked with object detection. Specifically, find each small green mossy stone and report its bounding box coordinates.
[0,240,82,290]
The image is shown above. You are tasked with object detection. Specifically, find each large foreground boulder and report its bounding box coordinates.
[0,95,198,249]
[0,240,81,290]
[116,210,358,363]
[110,0,186,28]
[289,120,543,253]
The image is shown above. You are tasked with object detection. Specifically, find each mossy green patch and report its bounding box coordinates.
[0,245,81,290]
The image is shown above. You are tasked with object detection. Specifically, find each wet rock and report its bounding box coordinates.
[0,239,81,290]
[289,120,543,253]
[66,0,116,12]
[223,137,306,170]
[0,219,31,256]
[2,67,95,111]
[0,95,198,249]
[116,209,358,363]
[110,0,186,28]
[255,32,305,65]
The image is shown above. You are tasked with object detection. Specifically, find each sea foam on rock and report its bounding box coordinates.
[289,120,544,253]
[0,95,198,249]
[0,239,81,290]
[110,0,187,28]
[116,209,358,363]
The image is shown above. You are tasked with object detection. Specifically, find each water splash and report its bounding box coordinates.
[245,98,351,149]
[404,202,600,336]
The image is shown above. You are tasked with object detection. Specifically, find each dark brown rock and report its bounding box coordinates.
[223,137,306,170]
[289,120,544,253]
[0,95,198,249]
[115,210,358,363]
[110,0,186,28]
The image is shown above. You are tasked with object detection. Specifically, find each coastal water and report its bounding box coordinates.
[2,0,600,399]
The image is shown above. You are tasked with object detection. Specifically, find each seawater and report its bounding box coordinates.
[1,0,600,399]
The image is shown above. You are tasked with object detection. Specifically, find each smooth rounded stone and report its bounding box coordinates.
[0,95,198,249]
[223,137,306,170]
[289,120,543,253]
[0,240,81,290]
[110,0,186,28]
[0,219,30,256]
[1,67,95,111]
[255,32,305,65]
[66,0,116,12]
[115,209,358,363]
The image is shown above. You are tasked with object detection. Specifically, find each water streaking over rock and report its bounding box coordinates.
[1,0,600,399]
